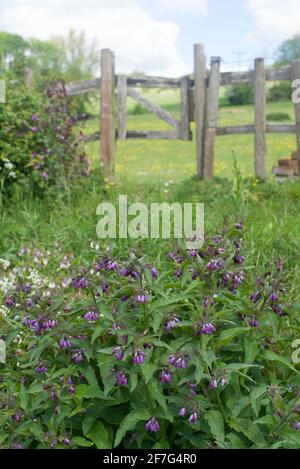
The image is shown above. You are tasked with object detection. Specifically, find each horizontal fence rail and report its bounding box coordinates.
[66,65,293,97]
[64,45,300,181]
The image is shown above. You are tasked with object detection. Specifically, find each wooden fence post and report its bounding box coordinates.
[194,44,207,177]
[254,58,267,180]
[203,56,221,180]
[180,75,191,140]
[24,68,33,89]
[117,75,127,140]
[292,59,300,174]
[100,49,116,179]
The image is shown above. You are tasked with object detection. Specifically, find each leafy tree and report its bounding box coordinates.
[0,32,29,79]
[275,34,300,65]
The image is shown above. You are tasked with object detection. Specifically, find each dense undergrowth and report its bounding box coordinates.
[1,173,300,449]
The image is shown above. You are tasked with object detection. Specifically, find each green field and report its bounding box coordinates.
[85,91,296,183]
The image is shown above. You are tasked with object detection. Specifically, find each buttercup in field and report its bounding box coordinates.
[96,195,204,249]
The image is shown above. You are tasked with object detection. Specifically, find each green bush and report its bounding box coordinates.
[1,223,300,449]
[266,112,292,122]
[225,84,254,106]
[267,82,292,102]
[131,103,148,116]
[0,80,90,196]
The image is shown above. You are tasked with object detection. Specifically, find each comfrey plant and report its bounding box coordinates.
[0,224,300,449]
[0,81,90,195]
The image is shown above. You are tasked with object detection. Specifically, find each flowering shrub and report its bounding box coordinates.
[0,80,90,195]
[1,224,300,449]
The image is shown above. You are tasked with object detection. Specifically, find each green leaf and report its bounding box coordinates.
[254,415,276,426]
[147,379,167,413]
[140,363,157,384]
[82,415,98,436]
[244,337,259,363]
[229,418,267,447]
[263,350,297,372]
[231,385,268,419]
[130,367,138,392]
[74,384,107,400]
[80,364,101,391]
[114,410,151,448]
[98,354,117,396]
[87,421,112,449]
[205,410,225,444]
[226,432,247,449]
[152,439,170,449]
[71,436,94,447]
[217,327,251,347]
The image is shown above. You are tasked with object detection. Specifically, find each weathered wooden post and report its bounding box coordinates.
[194,44,207,178]
[100,49,116,179]
[203,56,221,180]
[254,58,267,180]
[292,59,300,175]
[117,75,127,140]
[180,75,191,141]
[24,68,33,89]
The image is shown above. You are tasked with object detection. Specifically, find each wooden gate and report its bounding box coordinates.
[65,44,300,181]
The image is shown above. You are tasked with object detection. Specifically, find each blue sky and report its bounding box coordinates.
[1,0,299,75]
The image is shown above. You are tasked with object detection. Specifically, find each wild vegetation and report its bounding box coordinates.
[1,30,300,450]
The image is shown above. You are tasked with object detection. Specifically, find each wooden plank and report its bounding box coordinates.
[180,75,192,140]
[266,124,295,134]
[63,64,293,97]
[254,58,267,180]
[266,65,292,81]
[221,71,253,86]
[188,88,195,122]
[66,78,100,96]
[100,49,116,180]
[292,59,300,174]
[194,43,207,178]
[219,66,292,86]
[117,75,127,140]
[217,125,254,135]
[203,56,221,180]
[127,88,181,131]
[127,76,181,88]
[126,130,179,140]
[217,124,296,135]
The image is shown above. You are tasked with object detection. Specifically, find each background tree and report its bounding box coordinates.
[275,34,300,65]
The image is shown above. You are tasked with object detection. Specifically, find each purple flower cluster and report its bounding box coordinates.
[83,310,99,322]
[165,315,180,333]
[133,348,147,365]
[115,371,129,386]
[135,293,148,304]
[72,276,89,289]
[201,322,216,336]
[59,337,72,350]
[160,369,172,384]
[35,364,48,375]
[22,316,58,335]
[145,417,160,433]
[112,347,124,361]
[169,354,188,369]
[71,350,84,364]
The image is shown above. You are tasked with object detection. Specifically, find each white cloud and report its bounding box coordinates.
[158,0,207,14]
[246,0,300,43]
[0,0,190,76]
